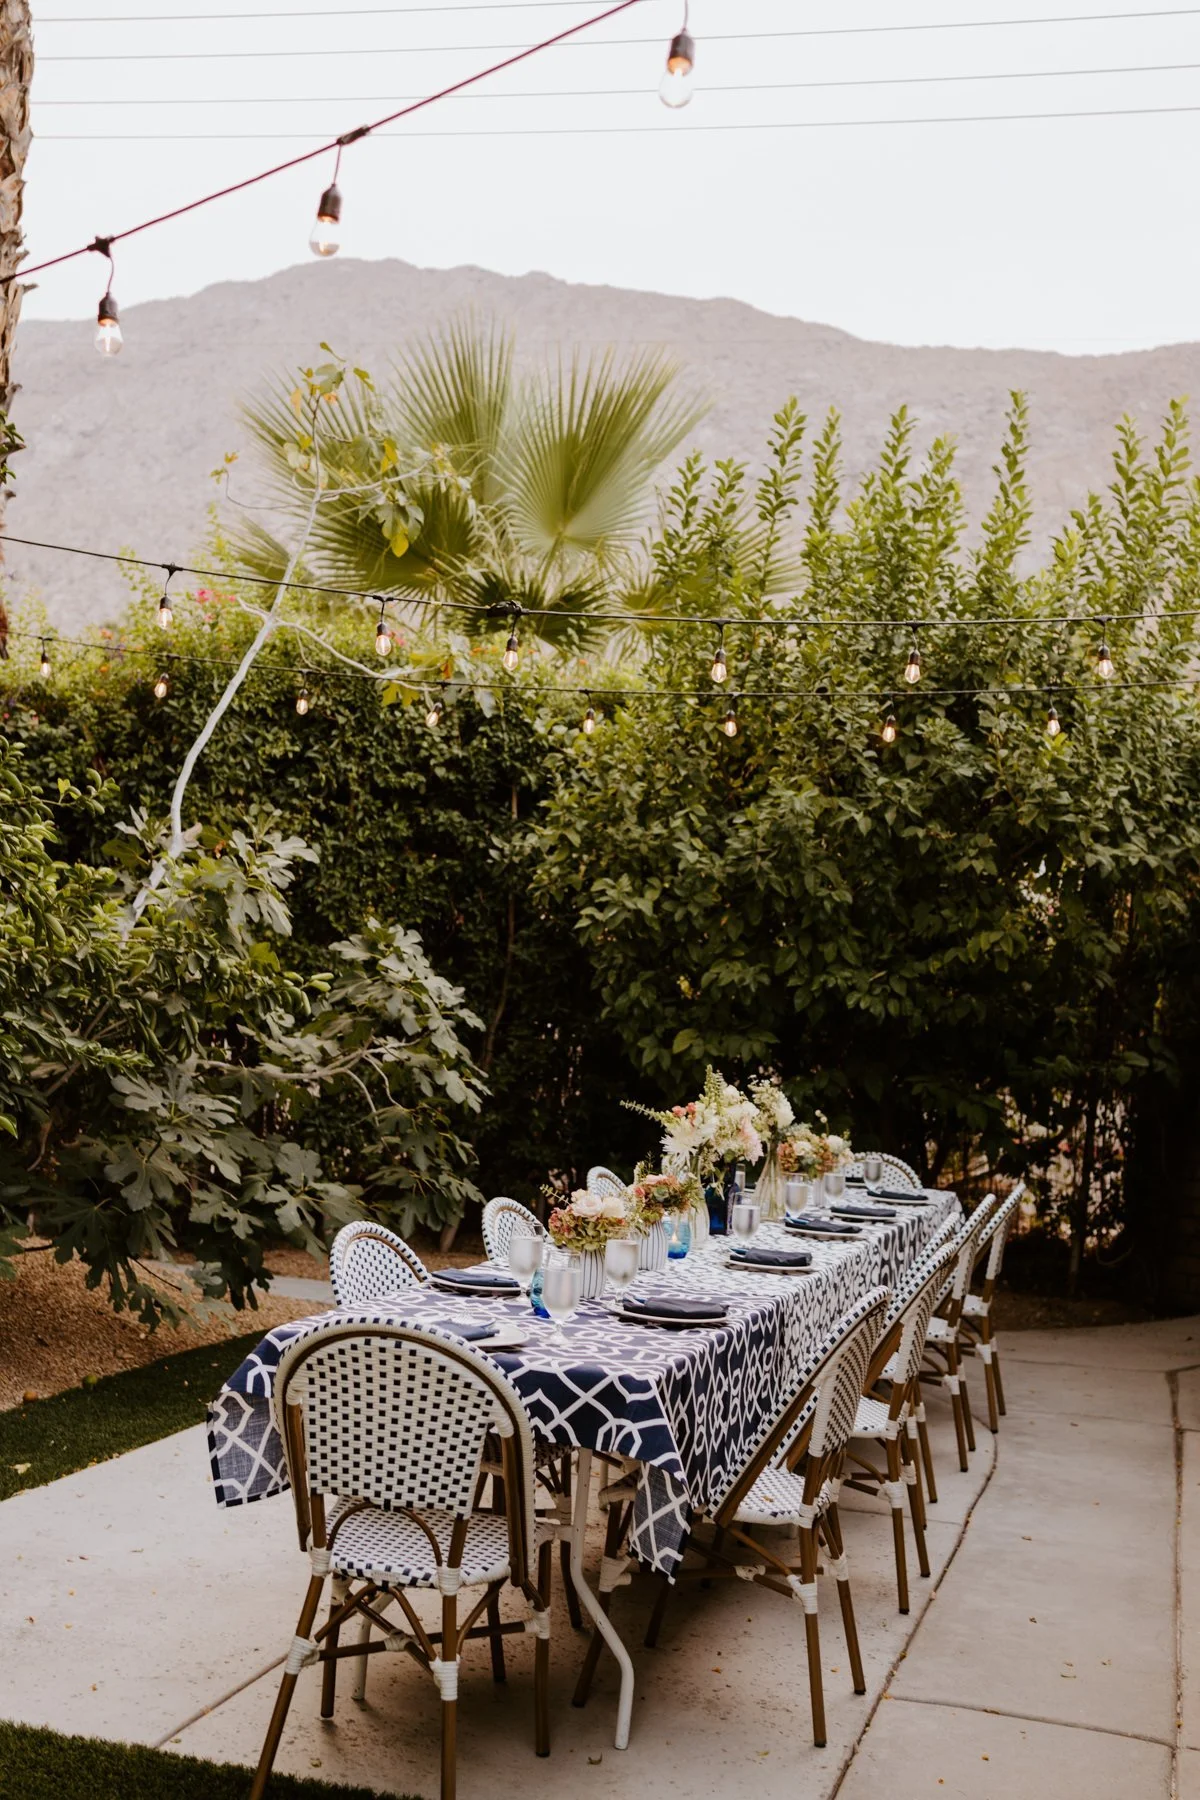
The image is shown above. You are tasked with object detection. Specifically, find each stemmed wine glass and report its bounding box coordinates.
[824,1170,847,1204]
[863,1153,884,1188]
[730,1200,761,1253]
[604,1237,639,1314]
[508,1226,544,1291]
[540,1251,583,1349]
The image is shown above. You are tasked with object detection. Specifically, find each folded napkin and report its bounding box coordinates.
[433,1318,500,1341]
[784,1213,862,1236]
[868,1184,930,1204]
[622,1295,728,1322]
[831,1201,898,1222]
[729,1245,813,1269]
[431,1268,520,1292]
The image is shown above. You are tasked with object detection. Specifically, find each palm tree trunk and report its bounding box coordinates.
[0,0,32,633]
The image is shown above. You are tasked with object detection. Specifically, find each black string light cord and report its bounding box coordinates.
[0,0,649,290]
[3,530,1199,638]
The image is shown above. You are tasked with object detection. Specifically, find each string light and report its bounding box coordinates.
[295,684,311,715]
[157,564,176,629]
[38,638,51,680]
[92,239,122,356]
[722,698,739,738]
[582,702,597,734]
[309,180,342,257]
[425,694,443,728]
[881,711,898,744]
[503,621,520,673]
[153,668,170,699]
[903,631,922,685]
[710,629,728,684]
[660,7,695,108]
[1097,625,1115,681]
[1046,701,1061,737]
[374,599,393,657]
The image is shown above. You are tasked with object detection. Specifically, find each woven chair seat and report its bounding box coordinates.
[329,1500,533,1590]
[879,1352,901,1381]
[850,1395,894,1439]
[925,1315,954,1344]
[734,1468,836,1525]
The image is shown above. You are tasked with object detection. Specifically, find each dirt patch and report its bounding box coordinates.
[0,1242,320,1411]
[991,1288,1152,1332]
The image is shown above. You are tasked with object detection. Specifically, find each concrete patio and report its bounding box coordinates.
[2,1314,1194,1799]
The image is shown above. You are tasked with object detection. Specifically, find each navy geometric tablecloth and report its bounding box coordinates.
[207,1195,956,1577]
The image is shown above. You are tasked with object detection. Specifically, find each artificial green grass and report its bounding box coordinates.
[0,1720,412,1799]
[0,1328,271,1501]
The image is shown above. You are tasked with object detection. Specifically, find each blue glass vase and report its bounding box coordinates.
[529,1263,550,1319]
[667,1215,692,1259]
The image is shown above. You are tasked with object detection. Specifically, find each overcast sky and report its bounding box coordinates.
[18,0,1200,353]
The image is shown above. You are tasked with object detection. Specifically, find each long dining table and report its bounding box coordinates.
[207,1190,958,1749]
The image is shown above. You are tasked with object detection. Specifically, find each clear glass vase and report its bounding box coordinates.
[755,1151,787,1221]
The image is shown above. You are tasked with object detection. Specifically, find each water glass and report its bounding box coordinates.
[824,1170,847,1203]
[666,1213,692,1260]
[863,1154,884,1185]
[785,1176,812,1217]
[604,1237,639,1309]
[508,1228,544,1291]
[541,1252,583,1345]
[730,1200,761,1247]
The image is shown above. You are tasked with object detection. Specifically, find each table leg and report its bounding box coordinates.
[568,1448,635,1750]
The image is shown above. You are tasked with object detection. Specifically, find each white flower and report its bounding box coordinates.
[599,1196,628,1221]
[569,1192,603,1219]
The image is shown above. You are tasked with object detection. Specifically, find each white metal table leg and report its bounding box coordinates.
[568,1447,635,1749]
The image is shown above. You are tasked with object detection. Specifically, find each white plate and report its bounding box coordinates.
[783,1221,863,1240]
[618,1309,729,1331]
[429,1276,522,1298]
[477,1320,528,1351]
[726,1253,814,1275]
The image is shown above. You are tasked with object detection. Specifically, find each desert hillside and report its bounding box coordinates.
[8,256,1200,628]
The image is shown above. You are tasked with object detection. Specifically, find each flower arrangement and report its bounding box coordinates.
[626,1067,763,1179]
[542,1186,634,1253]
[629,1165,703,1226]
[776,1116,854,1178]
[749,1075,795,1153]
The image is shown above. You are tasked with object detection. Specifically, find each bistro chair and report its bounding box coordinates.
[481,1196,541,1267]
[249,1321,553,1800]
[921,1194,1001,1471]
[580,1288,890,1750]
[586,1165,627,1200]
[958,1181,1026,1433]
[845,1237,959,1612]
[329,1221,428,1306]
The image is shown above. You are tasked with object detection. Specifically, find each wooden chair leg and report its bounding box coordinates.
[947,1355,970,1471]
[886,1437,910,1614]
[960,1368,977,1454]
[534,1539,553,1756]
[486,1587,507,1684]
[644,1574,673,1650]
[250,1574,325,1800]
[914,1383,939,1504]
[982,1345,1000,1434]
[320,1582,345,1718]
[798,1524,828,1744]
[440,1592,458,1800]
[993,1342,1007,1417]
[823,1505,865,1695]
[902,1430,931,1579]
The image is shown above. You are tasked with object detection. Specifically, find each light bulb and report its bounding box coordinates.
[903,644,922,685]
[157,595,173,629]
[722,704,738,738]
[710,641,728,684]
[374,605,393,657]
[153,670,169,700]
[583,705,596,735]
[94,293,123,357]
[1097,641,1115,681]
[1046,704,1061,737]
[295,689,310,716]
[881,713,898,745]
[659,28,695,107]
[425,699,443,729]
[309,182,342,257]
[503,631,520,673]
[38,642,50,680]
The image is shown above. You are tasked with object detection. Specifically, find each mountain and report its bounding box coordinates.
[7,256,1200,629]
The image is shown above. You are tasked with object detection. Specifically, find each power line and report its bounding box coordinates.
[2,0,647,287]
[39,0,615,16]
[31,60,1200,106]
[3,532,1196,635]
[37,101,1200,140]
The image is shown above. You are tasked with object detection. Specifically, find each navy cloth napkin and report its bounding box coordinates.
[784,1213,862,1236]
[431,1268,520,1292]
[432,1318,501,1341]
[831,1201,898,1221]
[622,1295,729,1322]
[729,1245,813,1269]
[868,1185,930,1204]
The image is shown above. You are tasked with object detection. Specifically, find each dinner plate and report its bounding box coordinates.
[429,1274,521,1298]
[725,1253,813,1275]
[618,1310,730,1331]
[476,1320,528,1351]
[783,1220,863,1240]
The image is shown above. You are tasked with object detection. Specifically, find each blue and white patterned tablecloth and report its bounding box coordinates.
[207,1194,957,1577]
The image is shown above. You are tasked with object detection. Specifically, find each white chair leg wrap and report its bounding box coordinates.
[430,1657,459,1702]
[916,1402,928,1423]
[883,1479,906,1510]
[734,1563,766,1582]
[382,1630,415,1653]
[978,1342,995,1364]
[825,1553,850,1582]
[828,1477,842,1501]
[787,1576,819,1613]
[884,1417,901,1440]
[793,1502,818,1530]
[310,1547,332,1577]
[524,1609,551,1640]
[435,1567,463,1596]
[906,1416,920,1441]
[285,1635,320,1676]
[944,1373,962,1396]
[599,1555,633,1595]
[902,1461,918,1487]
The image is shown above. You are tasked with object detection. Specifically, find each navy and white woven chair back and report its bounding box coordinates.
[981,1182,1025,1282]
[586,1166,627,1201]
[847,1152,922,1192]
[948,1193,999,1301]
[274,1322,539,1576]
[330,1221,428,1306]
[886,1215,958,1321]
[481,1196,540,1267]
[807,1288,890,1458]
[891,1240,960,1383]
